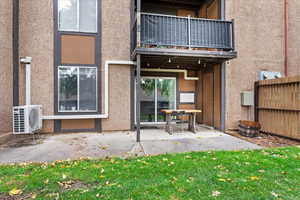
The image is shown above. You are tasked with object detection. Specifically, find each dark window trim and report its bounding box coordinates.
[53,0,102,132]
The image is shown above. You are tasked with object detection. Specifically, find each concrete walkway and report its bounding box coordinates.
[0,128,261,164]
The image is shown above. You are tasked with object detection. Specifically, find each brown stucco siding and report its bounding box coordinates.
[19,0,54,132]
[101,0,132,131]
[0,0,13,134]
[225,0,285,129]
[287,0,300,76]
[102,64,132,131]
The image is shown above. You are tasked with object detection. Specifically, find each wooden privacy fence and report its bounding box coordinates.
[255,76,300,140]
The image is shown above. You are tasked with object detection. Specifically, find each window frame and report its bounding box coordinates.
[58,0,98,33]
[58,66,98,113]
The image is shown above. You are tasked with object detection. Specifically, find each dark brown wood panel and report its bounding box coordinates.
[61,35,96,65]
[196,70,203,123]
[202,67,214,126]
[213,64,221,129]
[178,71,196,92]
[207,0,220,19]
[61,119,95,130]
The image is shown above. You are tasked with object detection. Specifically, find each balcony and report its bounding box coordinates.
[131,13,237,60]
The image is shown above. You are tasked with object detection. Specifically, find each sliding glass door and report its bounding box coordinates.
[140,77,176,123]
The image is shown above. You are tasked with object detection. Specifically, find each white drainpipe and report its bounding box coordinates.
[20,57,33,105]
[42,60,136,120]
[141,68,199,80]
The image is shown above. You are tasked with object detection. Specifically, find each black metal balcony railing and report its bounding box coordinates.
[132,13,235,52]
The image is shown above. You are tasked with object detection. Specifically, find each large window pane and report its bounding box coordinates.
[59,67,78,111]
[140,78,156,122]
[157,79,176,122]
[58,0,78,31]
[79,0,97,33]
[79,68,97,111]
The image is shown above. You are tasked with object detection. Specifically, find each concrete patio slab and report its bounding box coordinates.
[0,128,262,164]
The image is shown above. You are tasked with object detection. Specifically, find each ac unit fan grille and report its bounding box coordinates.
[13,108,25,133]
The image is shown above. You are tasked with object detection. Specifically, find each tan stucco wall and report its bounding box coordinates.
[225,0,285,129]
[19,0,54,132]
[101,0,132,131]
[0,0,13,134]
[287,0,300,76]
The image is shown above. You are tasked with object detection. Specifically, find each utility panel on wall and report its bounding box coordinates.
[241,91,254,106]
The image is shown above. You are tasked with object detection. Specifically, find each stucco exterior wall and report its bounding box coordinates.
[225,0,285,129]
[287,0,300,76]
[19,0,54,132]
[101,0,133,131]
[0,0,13,134]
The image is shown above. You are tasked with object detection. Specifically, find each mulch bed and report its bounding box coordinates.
[226,130,300,148]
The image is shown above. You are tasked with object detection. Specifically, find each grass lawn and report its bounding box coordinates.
[0,147,300,200]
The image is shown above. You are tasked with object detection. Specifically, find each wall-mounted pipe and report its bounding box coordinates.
[141,68,199,80]
[20,57,32,106]
[42,60,136,120]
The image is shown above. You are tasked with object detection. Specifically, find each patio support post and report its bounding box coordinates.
[136,54,141,142]
[221,62,226,131]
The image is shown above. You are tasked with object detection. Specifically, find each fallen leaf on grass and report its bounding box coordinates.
[58,180,74,189]
[31,193,37,199]
[62,174,67,179]
[249,176,260,181]
[9,188,22,196]
[271,191,279,198]
[212,191,221,197]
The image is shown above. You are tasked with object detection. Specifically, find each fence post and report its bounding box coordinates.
[254,81,259,122]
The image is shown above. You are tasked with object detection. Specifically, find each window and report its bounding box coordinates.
[58,0,97,33]
[58,66,97,112]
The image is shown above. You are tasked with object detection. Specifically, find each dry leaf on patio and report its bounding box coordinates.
[212,191,221,197]
[9,188,22,196]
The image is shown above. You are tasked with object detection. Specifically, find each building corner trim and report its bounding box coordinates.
[13,0,19,106]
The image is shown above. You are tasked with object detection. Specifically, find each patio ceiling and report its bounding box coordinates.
[141,54,224,70]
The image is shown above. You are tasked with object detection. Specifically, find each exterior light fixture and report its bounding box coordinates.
[168,58,172,63]
[198,59,201,65]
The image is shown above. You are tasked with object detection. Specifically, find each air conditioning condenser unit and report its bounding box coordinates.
[13,105,42,134]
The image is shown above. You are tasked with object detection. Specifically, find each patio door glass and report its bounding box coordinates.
[140,77,176,123]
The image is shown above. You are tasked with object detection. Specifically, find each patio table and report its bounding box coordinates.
[161,109,202,134]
